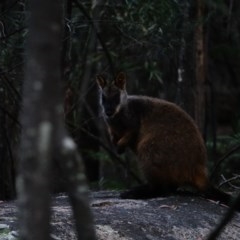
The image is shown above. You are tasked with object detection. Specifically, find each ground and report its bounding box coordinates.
[0,191,240,240]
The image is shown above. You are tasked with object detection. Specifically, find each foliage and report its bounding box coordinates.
[64,0,188,97]
[99,0,182,93]
[0,1,25,199]
[1,0,240,197]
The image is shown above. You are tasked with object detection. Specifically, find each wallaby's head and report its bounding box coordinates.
[96,72,128,118]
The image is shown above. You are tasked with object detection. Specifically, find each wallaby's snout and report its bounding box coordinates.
[102,94,120,117]
[103,99,118,117]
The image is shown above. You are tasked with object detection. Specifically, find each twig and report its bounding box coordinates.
[207,191,240,240]
[115,25,144,46]
[61,0,73,81]
[219,174,240,190]
[0,105,21,127]
[0,72,22,101]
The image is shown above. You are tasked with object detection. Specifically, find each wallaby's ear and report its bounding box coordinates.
[96,74,107,89]
[114,72,126,90]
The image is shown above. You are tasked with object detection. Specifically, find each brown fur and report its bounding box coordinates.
[96,73,232,202]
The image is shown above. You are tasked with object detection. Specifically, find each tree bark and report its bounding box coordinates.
[195,0,206,133]
[18,0,96,239]
[18,0,63,239]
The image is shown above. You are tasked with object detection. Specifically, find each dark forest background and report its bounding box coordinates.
[0,0,240,201]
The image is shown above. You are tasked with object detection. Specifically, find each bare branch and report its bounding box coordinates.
[219,174,240,190]
[0,104,21,127]
[207,192,240,240]
[59,136,97,240]
[79,125,142,184]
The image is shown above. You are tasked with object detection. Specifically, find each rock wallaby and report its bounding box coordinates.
[96,72,237,209]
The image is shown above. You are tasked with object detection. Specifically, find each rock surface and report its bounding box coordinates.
[0,191,240,240]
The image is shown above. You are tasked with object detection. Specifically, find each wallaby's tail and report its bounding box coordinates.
[204,185,240,211]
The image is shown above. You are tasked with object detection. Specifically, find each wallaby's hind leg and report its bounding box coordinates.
[120,184,178,199]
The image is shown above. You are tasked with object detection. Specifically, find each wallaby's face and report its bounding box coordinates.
[96,72,127,118]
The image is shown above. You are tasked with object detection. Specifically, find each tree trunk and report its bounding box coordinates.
[195,0,206,133]
[18,0,96,239]
[18,0,63,239]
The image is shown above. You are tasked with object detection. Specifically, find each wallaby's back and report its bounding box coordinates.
[127,96,208,190]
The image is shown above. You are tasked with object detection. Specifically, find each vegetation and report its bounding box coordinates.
[0,0,240,201]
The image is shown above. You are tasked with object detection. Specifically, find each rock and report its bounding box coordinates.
[0,224,9,230]
[1,191,240,240]
[90,191,240,240]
